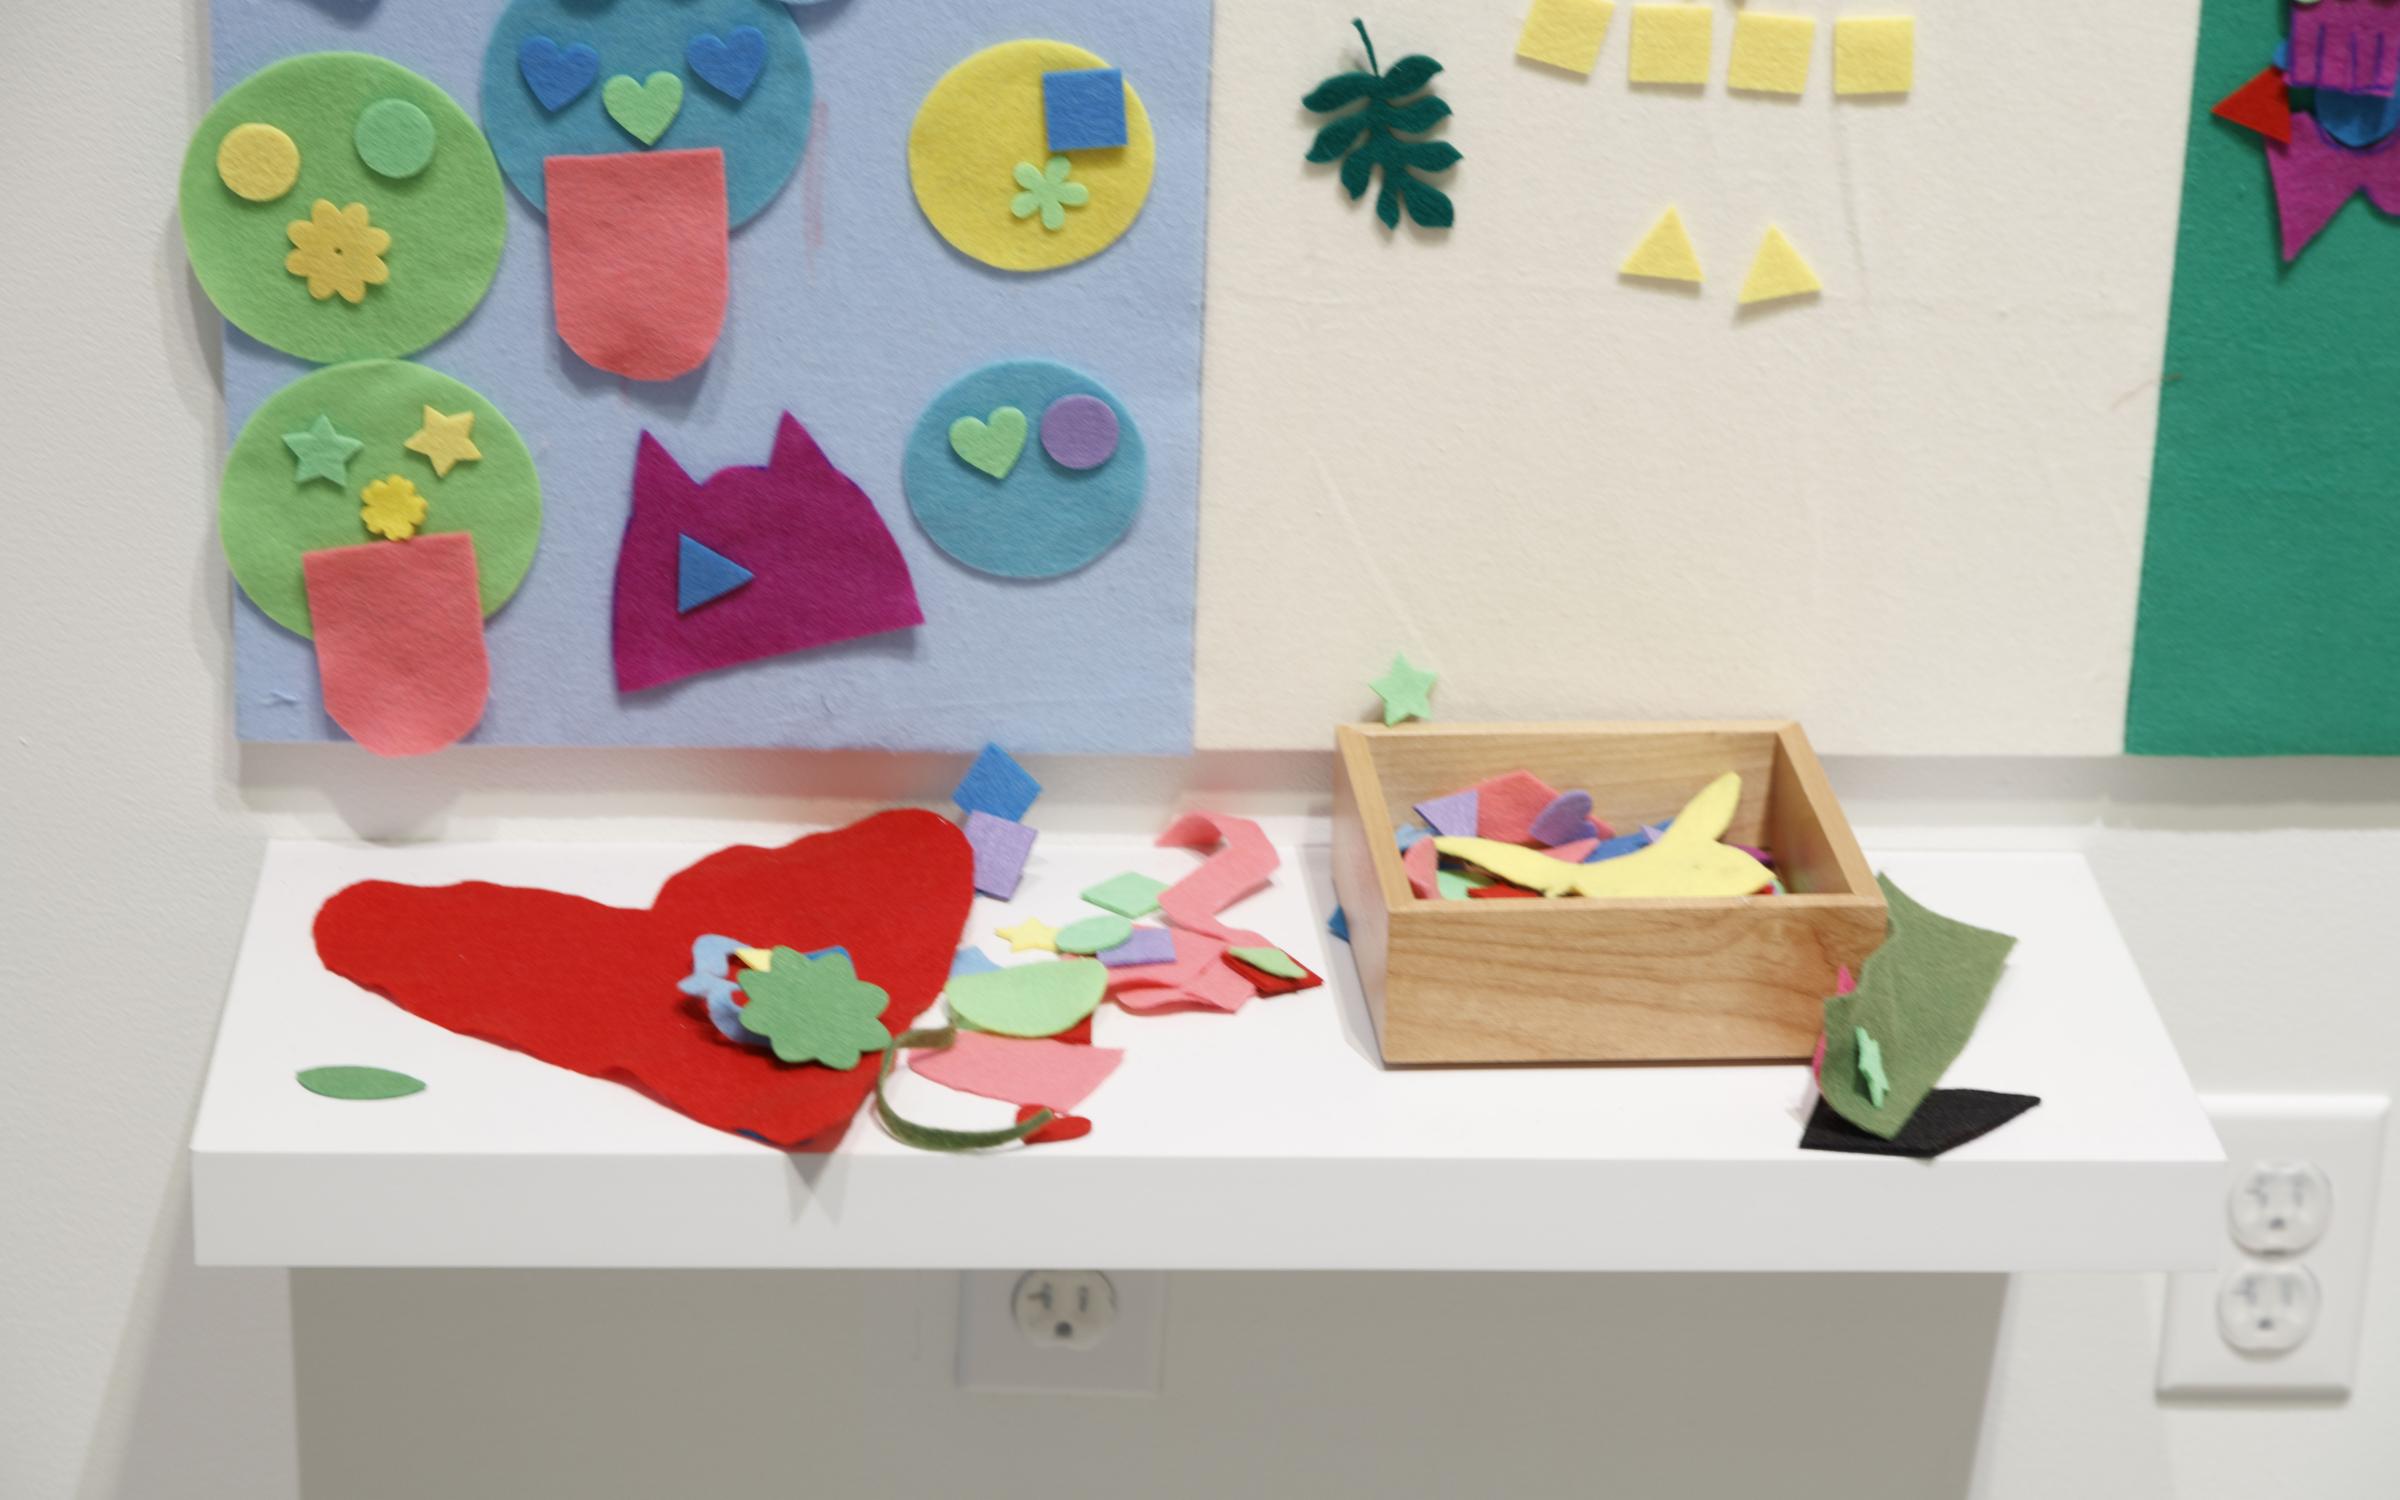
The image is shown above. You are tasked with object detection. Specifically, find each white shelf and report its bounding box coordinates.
[191,825,2224,1271]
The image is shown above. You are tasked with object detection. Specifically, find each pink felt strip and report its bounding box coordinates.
[1155,812,1280,940]
[908,1031,1123,1111]
[1403,837,1439,899]
[303,534,489,757]
[546,149,729,381]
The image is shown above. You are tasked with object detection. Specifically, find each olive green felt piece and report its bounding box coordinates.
[874,1028,1055,1151]
[296,1065,426,1100]
[1820,876,2017,1140]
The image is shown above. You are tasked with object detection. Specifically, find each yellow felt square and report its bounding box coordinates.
[1517,0,1617,75]
[1629,5,1714,85]
[1834,16,1915,96]
[1727,12,1816,95]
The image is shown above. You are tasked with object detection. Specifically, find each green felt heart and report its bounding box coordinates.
[948,406,1028,479]
[603,71,684,146]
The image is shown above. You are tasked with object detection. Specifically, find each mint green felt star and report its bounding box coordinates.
[735,947,892,1069]
[1854,1026,1890,1109]
[1370,653,1438,726]
[283,413,364,488]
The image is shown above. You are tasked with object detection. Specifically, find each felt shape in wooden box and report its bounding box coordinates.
[1330,722,1885,1065]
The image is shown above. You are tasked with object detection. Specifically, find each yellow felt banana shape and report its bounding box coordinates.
[1432,773,1772,899]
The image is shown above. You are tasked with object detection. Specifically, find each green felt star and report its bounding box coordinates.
[283,413,365,488]
[1370,653,1438,725]
[735,947,893,1070]
[1854,1026,1890,1109]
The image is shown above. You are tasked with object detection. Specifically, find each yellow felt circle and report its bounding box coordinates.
[217,122,301,202]
[908,39,1155,273]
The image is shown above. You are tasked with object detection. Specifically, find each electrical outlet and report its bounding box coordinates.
[956,1269,1166,1395]
[2158,1094,2387,1397]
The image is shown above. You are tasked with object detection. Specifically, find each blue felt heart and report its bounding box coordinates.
[686,26,768,102]
[519,35,601,113]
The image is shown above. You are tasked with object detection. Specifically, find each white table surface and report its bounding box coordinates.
[191,823,2223,1271]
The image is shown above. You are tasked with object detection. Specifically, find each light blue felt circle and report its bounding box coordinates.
[480,0,812,228]
[904,361,1147,580]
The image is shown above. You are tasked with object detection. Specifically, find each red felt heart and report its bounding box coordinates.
[1015,1104,1094,1144]
[313,810,973,1149]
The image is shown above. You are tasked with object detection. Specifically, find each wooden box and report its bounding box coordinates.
[1331,721,1886,1065]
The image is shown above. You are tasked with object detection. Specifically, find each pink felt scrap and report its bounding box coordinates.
[1402,837,1439,899]
[1105,928,1259,1014]
[546,149,728,381]
[909,1030,1123,1111]
[1155,812,1280,940]
[1543,838,1600,864]
[1474,771,1563,844]
[302,534,489,757]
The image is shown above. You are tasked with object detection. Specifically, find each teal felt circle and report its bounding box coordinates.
[355,98,436,178]
[481,0,812,228]
[904,361,1147,580]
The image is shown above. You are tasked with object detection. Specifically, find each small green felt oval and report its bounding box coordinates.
[944,960,1105,1038]
[1054,914,1134,956]
[296,1065,426,1100]
[1228,945,1306,980]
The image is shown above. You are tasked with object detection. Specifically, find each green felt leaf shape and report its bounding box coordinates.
[1228,945,1306,980]
[736,947,892,1069]
[1302,20,1461,231]
[874,1027,1055,1152]
[296,1065,425,1100]
[1055,914,1135,956]
[1819,877,2017,1140]
[943,959,1106,1038]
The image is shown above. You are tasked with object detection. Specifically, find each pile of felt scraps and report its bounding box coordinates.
[1799,874,2041,1159]
[884,803,1323,1150]
[1399,769,1780,900]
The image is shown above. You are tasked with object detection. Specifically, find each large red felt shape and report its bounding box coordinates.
[313,811,972,1149]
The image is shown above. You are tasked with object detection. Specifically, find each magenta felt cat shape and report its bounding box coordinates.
[611,414,923,693]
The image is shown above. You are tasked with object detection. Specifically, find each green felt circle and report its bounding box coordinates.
[180,54,506,363]
[355,98,437,179]
[221,361,543,638]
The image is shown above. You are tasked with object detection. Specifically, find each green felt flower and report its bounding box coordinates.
[735,947,892,1070]
[1011,156,1091,232]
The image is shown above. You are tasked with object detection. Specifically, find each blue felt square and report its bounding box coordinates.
[954,742,1042,822]
[1043,67,1128,152]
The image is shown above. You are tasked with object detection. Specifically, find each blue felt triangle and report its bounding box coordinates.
[677,534,754,614]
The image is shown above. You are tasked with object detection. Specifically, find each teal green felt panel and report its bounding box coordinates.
[2125,0,2400,755]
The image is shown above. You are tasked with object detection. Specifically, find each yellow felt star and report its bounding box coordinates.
[996,917,1059,954]
[404,406,483,478]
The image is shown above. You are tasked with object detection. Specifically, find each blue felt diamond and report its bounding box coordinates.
[1042,67,1129,152]
[677,534,754,614]
[953,742,1041,822]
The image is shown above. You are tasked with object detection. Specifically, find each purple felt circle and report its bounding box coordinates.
[1040,394,1121,471]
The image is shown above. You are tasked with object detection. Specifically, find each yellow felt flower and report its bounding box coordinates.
[285,200,391,304]
[359,474,427,541]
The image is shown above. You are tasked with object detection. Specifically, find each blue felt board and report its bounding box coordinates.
[904,361,1146,579]
[483,0,813,227]
[676,534,753,613]
[953,742,1041,822]
[217,0,1211,753]
[1044,67,1128,151]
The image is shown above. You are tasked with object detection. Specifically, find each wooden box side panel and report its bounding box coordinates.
[1379,900,1888,1064]
[1358,724,1784,850]
[1767,724,1879,899]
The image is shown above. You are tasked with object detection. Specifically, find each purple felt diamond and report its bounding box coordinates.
[1414,788,1480,838]
[1097,926,1176,967]
[962,811,1037,900]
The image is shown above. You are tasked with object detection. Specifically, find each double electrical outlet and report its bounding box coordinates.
[2158,1095,2389,1396]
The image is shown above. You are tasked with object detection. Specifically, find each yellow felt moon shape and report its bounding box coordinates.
[1434,773,1773,899]
[908,39,1156,272]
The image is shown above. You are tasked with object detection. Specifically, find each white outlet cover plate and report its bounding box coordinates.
[2158,1094,2388,1397]
[957,1269,1167,1395]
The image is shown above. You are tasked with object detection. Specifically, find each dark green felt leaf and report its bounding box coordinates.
[873,1028,1057,1153]
[1302,21,1461,233]
[296,1065,426,1101]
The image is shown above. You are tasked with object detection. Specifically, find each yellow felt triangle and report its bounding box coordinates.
[1621,207,1703,283]
[1739,225,1822,304]
[1433,773,1772,900]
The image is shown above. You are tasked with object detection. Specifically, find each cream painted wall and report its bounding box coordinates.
[7,4,2400,1500]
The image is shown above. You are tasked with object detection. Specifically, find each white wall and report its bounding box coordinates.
[6,4,2400,1499]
